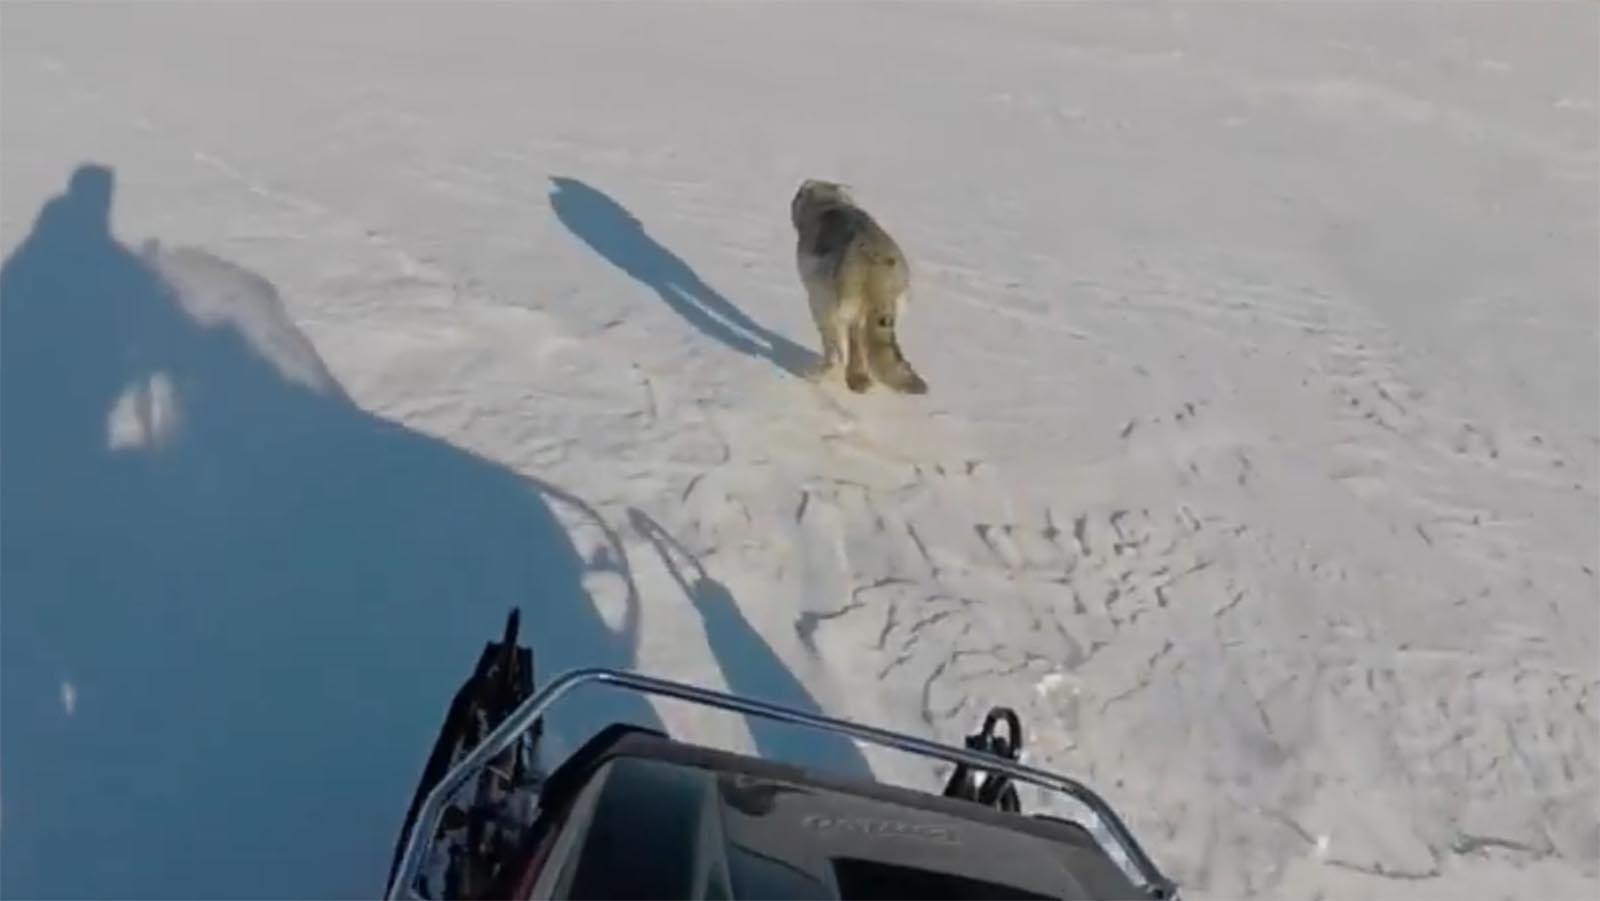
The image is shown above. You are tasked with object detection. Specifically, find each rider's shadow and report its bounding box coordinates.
[0,163,658,899]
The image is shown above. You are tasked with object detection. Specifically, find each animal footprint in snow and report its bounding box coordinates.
[1452,423,1500,461]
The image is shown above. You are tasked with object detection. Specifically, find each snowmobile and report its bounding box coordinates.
[385,609,1180,900]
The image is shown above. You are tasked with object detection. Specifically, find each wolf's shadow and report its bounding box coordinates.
[0,164,658,898]
[548,176,816,378]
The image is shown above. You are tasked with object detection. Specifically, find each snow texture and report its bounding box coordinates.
[2,4,1595,900]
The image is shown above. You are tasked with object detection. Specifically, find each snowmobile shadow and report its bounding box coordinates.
[547,176,817,378]
[0,163,660,899]
[629,509,873,783]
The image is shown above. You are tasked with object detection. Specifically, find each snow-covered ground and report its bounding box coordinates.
[3,3,1594,899]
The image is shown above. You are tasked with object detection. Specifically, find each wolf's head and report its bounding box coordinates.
[791,178,853,228]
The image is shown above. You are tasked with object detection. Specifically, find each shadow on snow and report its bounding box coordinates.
[0,163,659,898]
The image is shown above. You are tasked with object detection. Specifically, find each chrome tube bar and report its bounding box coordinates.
[387,667,1177,900]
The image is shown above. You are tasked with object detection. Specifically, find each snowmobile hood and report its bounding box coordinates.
[385,633,1178,900]
[511,726,1144,900]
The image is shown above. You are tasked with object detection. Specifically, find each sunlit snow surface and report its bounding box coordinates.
[2,4,1594,899]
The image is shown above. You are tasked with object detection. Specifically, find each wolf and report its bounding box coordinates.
[790,179,927,394]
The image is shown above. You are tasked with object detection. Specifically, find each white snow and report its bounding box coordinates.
[2,3,1595,900]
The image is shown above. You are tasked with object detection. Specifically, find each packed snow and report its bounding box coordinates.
[3,4,1595,899]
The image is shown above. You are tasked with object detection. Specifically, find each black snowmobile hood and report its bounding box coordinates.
[509,725,1144,900]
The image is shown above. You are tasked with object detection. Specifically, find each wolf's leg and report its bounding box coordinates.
[804,283,842,380]
[844,314,871,393]
[831,309,852,370]
[814,315,841,378]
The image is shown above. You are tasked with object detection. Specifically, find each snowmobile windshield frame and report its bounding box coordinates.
[386,667,1179,901]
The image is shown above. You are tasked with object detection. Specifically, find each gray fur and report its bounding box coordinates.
[790,179,927,394]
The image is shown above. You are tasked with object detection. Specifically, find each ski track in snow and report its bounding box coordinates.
[2,4,1595,900]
